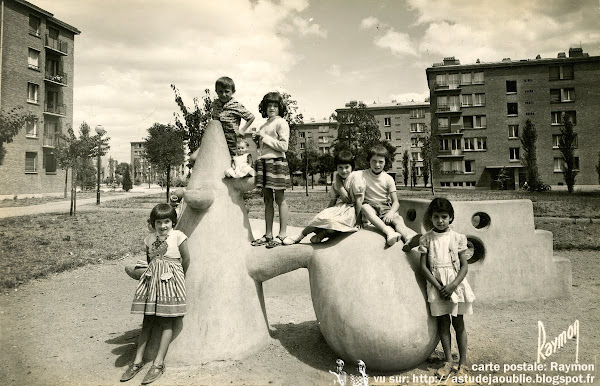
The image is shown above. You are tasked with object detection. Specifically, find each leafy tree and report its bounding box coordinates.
[402,150,409,187]
[144,123,185,201]
[306,148,321,189]
[279,91,304,155]
[494,167,512,190]
[520,119,543,191]
[122,164,132,192]
[558,116,578,193]
[0,106,34,165]
[410,158,418,188]
[172,85,212,164]
[318,152,335,187]
[115,162,129,177]
[421,132,435,193]
[286,151,302,188]
[133,158,141,184]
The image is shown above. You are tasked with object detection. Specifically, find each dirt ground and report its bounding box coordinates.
[0,249,599,386]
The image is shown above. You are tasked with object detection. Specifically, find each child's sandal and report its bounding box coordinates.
[251,235,272,246]
[120,362,144,382]
[435,361,455,378]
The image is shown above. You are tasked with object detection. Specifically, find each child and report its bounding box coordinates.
[355,145,420,248]
[224,138,255,178]
[418,198,475,379]
[120,204,190,384]
[249,91,293,248]
[291,150,364,244]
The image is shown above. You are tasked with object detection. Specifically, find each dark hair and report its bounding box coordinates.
[215,76,236,93]
[426,198,455,223]
[367,145,389,161]
[149,203,178,228]
[258,92,287,118]
[334,150,355,169]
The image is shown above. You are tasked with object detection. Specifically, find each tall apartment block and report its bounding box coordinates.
[0,0,79,196]
[426,48,600,189]
[335,101,431,182]
[295,119,338,156]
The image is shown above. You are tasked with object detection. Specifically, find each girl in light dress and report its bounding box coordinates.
[291,150,364,244]
[419,198,475,381]
[224,138,255,178]
[120,204,190,385]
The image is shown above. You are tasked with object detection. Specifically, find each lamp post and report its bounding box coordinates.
[95,125,106,205]
[147,165,151,188]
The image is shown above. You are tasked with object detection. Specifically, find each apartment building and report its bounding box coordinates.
[295,119,338,156]
[335,101,431,182]
[426,48,600,189]
[0,0,80,196]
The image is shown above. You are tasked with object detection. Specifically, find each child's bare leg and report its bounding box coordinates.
[274,190,289,238]
[438,316,452,362]
[133,316,154,364]
[263,188,275,238]
[153,317,174,366]
[293,226,318,243]
[452,315,467,367]
[310,229,333,243]
[362,204,401,246]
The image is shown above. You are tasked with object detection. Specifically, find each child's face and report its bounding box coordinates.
[154,218,173,236]
[431,211,452,232]
[266,102,279,118]
[236,142,248,155]
[216,85,234,103]
[369,155,386,174]
[336,163,353,179]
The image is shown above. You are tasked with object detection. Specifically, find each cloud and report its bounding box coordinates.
[360,16,381,30]
[328,64,341,77]
[291,16,328,37]
[375,29,417,56]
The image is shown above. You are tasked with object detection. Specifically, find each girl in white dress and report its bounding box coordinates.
[419,198,475,380]
[224,138,255,178]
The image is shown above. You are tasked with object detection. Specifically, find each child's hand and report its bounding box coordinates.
[382,212,394,224]
[440,283,457,299]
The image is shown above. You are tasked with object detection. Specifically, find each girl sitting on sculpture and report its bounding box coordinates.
[121,203,190,384]
[224,138,255,178]
[291,150,365,244]
[418,198,475,380]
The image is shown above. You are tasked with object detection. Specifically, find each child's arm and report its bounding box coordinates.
[327,197,338,208]
[440,250,469,298]
[146,246,150,264]
[179,239,190,275]
[238,116,255,135]
[259,119,289,152]
[420,253,443,291]
[247,153,253,166]
[354,195,364,229]
[383,190,400,224]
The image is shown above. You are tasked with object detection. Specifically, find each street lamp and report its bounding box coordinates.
[147,165,151,189]
[95,125,106,205]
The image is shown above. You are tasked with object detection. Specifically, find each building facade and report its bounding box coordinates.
[0,0,79,196]
[335,102,431,183]
[426,48,600,189]
[295,119,338,156]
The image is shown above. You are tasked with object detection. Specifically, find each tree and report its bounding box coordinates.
[421,131,435,194]
[172,85,212,164]
[144,123,185,201]
[558,116,578,193]
[318,152,335,190]
[107,157,117,184]
[520,119,543,191]
[306,148,321,189]
[402,150,410,187]
[410,158,418,188]
[287,152,302,188]
[133,158,141,184]
[0,107,34,165]
[122,164,133,192]
[279,91,304,155]
[494,167,511,190]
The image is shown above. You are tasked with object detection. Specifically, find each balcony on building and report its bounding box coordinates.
[436,104,461,114]
[42,132,59,148]
[45,34,68,55]
[44,101,66,116]
[437,149,464,157]
[44,71,68,86]
[434,82,461,93]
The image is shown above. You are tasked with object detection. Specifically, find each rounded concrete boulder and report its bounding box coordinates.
[308,228,438,371]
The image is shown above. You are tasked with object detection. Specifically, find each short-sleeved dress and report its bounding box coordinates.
[306,171,365,233]
[418,228,475,317]
[225,153,255,178]
[131,229,187,317]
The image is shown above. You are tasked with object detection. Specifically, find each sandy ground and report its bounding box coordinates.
[0,247,599,386]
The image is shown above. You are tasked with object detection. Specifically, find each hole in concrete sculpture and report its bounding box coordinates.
[466,236,485,264]
[406,209,417,222]
[471,212,491,229]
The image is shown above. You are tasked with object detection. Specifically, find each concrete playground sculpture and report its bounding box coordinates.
[152,120,570,372]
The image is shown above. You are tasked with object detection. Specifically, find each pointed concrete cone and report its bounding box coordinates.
[163,120,270,365]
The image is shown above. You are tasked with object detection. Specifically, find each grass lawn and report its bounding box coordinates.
[0,190,127,208]
[1,188,598,290]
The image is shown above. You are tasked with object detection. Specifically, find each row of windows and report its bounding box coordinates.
[439,181,477,187]
[435,72,485,87]
[439,155,581,177]
[24,151,56,173]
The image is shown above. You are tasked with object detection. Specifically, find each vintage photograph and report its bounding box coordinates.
[0,0,599,385]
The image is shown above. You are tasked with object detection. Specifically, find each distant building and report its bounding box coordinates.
[294,119,338,156]
[0,0,80,196]
[335,101,431,183]
[426,48,600,189]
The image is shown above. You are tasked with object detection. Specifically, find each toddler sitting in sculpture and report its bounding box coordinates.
[291,150,364,244]
[419,198,475,380]
[224,138,255,178]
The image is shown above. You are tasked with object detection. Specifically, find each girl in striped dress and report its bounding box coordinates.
[121,204,190,384]
[248,91,294,248]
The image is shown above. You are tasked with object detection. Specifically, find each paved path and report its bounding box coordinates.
[0,186,164,219]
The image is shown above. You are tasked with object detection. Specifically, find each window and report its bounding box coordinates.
[549,64,574,80]
[506,80,517,93]
[438,118,449,130]
[441,160,463,173]
[509,147,520,161]
[25,118,38,137]
[461,72,472,85]
[551,112,561,125]
[384,117,391,127]
[318,126,329,133]
[299,142,305,149]
[551,88,576,102]
[440,182,451,187]
[461,94,473,107]
[507,103,518,116]
[437,96,448,110]
[411,151,422,161]
[436,74,447,87]
[448,73,460,89]
[554,157,563,172]
[449,95,460,111]
[474,115,486,128]
[25,152,38,172]
[464,160,474,173]
[44,152,57,173]
[299,132,305,138]
[318,136,329,143]
[574,157,580,170]
[465,181,476,187]
[411,138,422,148]
[550,89,561,103]
[465,137,487,151]
[564,111,576,125]
[463,138,474,150]
[463,116,473,129]
[27,83,39,103]
[552,111,577,125]
[552,134,578,148]
[29,15,41,37]
[473,72,484,84]
[410,123,425,132]
[384,132,392,140]
[473,93,485,106]
[508,125,519,138]
[476,137,487,150]
[28,48,40,70]
[410,109,425,118]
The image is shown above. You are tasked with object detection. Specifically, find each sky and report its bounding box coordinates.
[33,0,600,162]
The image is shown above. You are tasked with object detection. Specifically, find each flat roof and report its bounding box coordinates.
[15,0,81,34]
[336,101,430,112]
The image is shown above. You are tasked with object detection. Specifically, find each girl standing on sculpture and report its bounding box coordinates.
[249,91,294,248]
[291,150,365,244]
[418,198,475,380]
[121,203,190,384]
